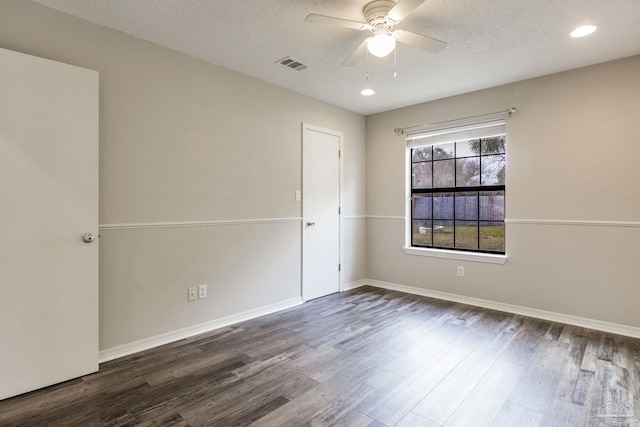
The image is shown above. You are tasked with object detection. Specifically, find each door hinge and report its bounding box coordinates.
[338,264,341,272]
[338,150,341,158]
[338,206,341,215]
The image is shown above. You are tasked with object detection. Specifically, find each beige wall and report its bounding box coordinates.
[0,1,366,350]
[366,55,640,328]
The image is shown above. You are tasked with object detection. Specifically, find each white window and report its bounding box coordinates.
[408,121,506,254]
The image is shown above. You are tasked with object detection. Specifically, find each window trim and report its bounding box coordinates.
[402,245,508,264]
[405,121,507,258]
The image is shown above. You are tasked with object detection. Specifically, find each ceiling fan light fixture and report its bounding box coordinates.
[367,32,396,57]
[570,24,597,38]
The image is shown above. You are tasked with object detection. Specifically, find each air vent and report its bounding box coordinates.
[276,56,309,71]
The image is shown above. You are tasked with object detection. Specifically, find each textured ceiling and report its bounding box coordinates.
[33,0,640,115]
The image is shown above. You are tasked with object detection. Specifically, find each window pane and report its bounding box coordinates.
[480,222,505,252]
[455,192,478,220]
[433,143,455,160]
[433,220,454,248]
[412,162,432,189]
[480,154,505,185]
[412,146,432,162]
[409,132,505,255]
[456,157,480,187]
[480,191,505,221]
[412,194,432,219]
[433,192,454,219]
[456,140,478,158]
[481,136,506,155]
[433,159,455,187]
[455,221,478,250]
[412,220,432,247]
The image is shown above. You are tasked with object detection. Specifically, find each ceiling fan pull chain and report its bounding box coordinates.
[366,50,370,80]
[393,47,397,78]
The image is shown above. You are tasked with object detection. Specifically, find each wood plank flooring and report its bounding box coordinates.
[1,286,639,426]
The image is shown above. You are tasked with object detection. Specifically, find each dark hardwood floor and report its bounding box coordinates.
[1,286,639,426]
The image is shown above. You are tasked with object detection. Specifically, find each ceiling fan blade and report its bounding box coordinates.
[305,14,370,31]
[342,38,369,67]
[395,30,446,53]
[387,0,426,23]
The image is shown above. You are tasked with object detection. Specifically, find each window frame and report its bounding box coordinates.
[404,122,508,263]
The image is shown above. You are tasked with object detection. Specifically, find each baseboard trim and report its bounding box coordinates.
[341,279,368,291]
[98,297,303,363]
[365,279,640,339]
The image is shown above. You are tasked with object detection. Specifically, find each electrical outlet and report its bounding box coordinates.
[457,266,465,277]
[188,287,197,302]
[198,284,207,299]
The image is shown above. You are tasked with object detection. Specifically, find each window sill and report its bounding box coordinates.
[403,246,508,264]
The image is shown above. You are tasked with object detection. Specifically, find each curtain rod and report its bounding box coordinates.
[394,108,517,136]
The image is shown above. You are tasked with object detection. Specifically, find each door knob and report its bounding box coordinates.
[306,222,316,227]
[82,232,96,243]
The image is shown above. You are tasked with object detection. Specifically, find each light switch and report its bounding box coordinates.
[295,190,301,202]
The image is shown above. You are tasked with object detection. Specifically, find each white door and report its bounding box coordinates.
[302,123,341,301]
[0,48,99,400]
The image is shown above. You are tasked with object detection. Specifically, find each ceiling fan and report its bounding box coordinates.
[305,0,446,66]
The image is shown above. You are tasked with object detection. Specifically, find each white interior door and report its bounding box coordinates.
[302,123,341,301]
[0,48,99,400]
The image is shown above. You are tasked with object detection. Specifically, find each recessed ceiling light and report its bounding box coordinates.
[361,88,375,96]
[570,24,598,38]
